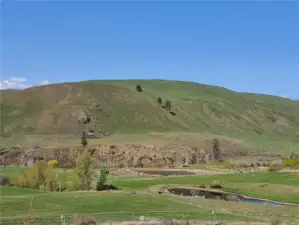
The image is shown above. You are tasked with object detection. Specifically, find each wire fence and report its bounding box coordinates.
[1,210,298,225]
[0,211,212,225]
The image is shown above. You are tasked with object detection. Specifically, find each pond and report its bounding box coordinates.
[167,187,299,207]
[242,198,281,206]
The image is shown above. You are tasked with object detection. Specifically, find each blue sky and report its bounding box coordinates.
[1,1,299,99]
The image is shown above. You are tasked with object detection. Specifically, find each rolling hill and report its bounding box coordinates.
[1,79,298,149]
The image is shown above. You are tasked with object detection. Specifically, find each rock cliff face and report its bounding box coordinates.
[0,142,281,168]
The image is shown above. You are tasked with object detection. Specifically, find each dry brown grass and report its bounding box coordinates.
[72,214,97,225]
[270,219,280,225]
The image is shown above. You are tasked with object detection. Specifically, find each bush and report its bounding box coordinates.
[268,165,282,172]
[12,160,47,189]
[222,160,235,169]
[282,158,299,169]
[47,159,58,168]
[210,180,222,189]
[157,97,162,105]
[69,175,80,191]
[96,168,109,191]
[170,111,176,116]
[0,176,10,186]
[136,85,143,92]
[88,128,95,133]
[165,100,171,111]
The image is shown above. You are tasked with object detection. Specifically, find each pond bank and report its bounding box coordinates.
[166,186,299,207]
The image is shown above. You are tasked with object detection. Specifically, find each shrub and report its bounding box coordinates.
[0,147,8,156]
[47,159,58,168]
[282,158,299,169]
[165,100,171,111]
[88,128,95,133]
[268,165,282,172]
[222,160,235,169]
[212,138,221,162]
[0,176,10,186]
[289,149,298,159]
[69,175,80,191]
[13,160,47,189]
[81,131,88,148]
[136,85,143,92]
[96,168,109,191]
[158,97,162,105]
[210,180,222,189]
[170,111,176,116]
[85,114,91,123]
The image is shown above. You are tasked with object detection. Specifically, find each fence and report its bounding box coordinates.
[0,211,212,225]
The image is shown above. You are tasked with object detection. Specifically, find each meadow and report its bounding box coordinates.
[1,166,299,224]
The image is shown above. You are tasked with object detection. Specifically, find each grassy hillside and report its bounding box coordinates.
[1,79,298,148]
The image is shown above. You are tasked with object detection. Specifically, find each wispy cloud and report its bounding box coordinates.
[0,77,50,90]
[39,80,50,86]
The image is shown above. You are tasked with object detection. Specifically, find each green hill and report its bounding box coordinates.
[1,79,298,150]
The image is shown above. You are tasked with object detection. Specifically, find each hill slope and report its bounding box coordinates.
[1,80,298,146]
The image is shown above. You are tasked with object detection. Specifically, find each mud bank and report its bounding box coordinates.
[167,186,299,207]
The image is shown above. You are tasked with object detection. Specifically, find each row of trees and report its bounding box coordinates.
[158,97,172,112]
[12,132,110,192]
[135,84,172,112]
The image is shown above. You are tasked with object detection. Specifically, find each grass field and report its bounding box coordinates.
[0,191,252,221]
[0,166,25,177]
[111,172,299,203]
[0,186,44,196]
[1,168,299,224]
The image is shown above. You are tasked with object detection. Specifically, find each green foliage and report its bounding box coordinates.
[282,158,299,169]
[12,160,47,189]
[47,159,58,168]
[11,161,68,192]
[69,174,80,191]
[88,128,95,133]
[75,149,94,190]
[0,176,10,186]
[56,170,68,191]
[96,168,109,191]
[157,97,162,105]
[44,165,57,192]
[136,84,143,92]
[165,100,171,111]
[221,160,235,169]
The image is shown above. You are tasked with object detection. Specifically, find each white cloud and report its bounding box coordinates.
[0,77,50,90]
[0,77,30,90]
[39,80,50,86]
